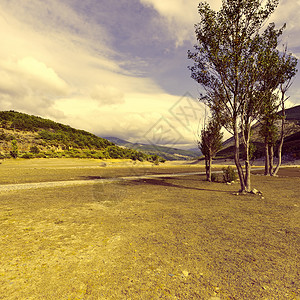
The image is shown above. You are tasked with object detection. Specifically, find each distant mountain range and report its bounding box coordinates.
[216,105,300,160]
[104,137,200,161]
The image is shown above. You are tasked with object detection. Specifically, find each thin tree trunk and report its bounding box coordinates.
[264,138,269,176]
[269,144,274,175]
[234,120,245,192]
[205,157,209,181]
[208,155,212,182]
[244,134,251,192]
[273,102,285,176]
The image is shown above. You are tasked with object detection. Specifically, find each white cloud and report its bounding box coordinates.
[17,57,70,95]
[139,0,222,46]
[0,0,298,149]
[0,0,165,120]
[140,0,198,46]
[90,85,125,106]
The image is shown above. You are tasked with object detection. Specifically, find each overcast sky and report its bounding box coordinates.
[0,0,299,149]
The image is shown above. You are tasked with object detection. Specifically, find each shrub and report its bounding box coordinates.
[222,166,237,183]
[10,140,19,158]
[211,173,219,182]
[35,152,47,158]
[21,153,34,159]
[30,145,40,154]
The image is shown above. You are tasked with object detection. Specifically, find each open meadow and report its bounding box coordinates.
[0,159,299,299]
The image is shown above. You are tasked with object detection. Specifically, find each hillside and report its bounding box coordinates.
[216,105,300,160]
[104,137,200,161]
[0,111,164,162]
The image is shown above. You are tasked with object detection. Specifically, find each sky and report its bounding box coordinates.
[0,0,299,150]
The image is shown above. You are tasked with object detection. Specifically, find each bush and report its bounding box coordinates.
[21,153,34,159]
[10,140,18,158]
[222,166,237,183]
[30,146,40,154]
[211,173,219,182]
[35,152,47,158]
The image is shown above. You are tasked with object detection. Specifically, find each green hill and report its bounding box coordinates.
[0,110,164,162]
[216,105,300,160]
[104,137,200,161]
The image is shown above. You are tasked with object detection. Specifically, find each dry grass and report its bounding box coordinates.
[0,160,299,299]
[0,158,206,184]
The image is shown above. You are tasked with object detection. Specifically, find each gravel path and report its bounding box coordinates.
[0,171,208,192]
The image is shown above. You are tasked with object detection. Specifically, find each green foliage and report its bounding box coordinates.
[222,166,237,183]
[0,110,113,150]
[21,153,34,159]
[188,0,297,191]
[35,153,47,158]
[0,111,164,162]
[198,117,223,159]
[30,146,40,154]
[249,142,257,161]
[10,139,18,158]
[211,173,219,182]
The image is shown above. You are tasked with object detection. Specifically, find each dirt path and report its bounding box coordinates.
[0,171,208,192]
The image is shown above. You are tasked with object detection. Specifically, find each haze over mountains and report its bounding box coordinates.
[104,137,200,161]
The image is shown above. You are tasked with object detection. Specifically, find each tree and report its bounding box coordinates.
[188,0,294,192]
[258,44,297,175]
[10,140,18,158]
[30,145,40,155]
[198,116,223,181]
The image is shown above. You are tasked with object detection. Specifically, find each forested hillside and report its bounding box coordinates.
[0,111,164,162]
[216,105,300,160]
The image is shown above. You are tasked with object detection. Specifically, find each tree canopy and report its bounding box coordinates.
[188,0,297,192]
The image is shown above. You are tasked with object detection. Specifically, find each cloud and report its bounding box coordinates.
[17,57,70,95]
[0,0,298,150]
[0,56,70,119]
[139,0,222,46]
[0,0,164,118]
[52,92,206,148]
[90,85,125,105]
[139,0,198,46]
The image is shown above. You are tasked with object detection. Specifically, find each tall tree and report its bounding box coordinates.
[198,116,223,182]
[188,0,294,192]
[257,43,297,175]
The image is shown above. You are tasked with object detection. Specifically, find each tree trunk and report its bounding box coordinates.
[208,155,212,182]
[205,157,209,181]
[233,120,245,192]
[244,134,251,192]
[273,102,285,176]
[269,144,274,175]
[264,138,269,176]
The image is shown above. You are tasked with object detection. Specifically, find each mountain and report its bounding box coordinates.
[216,105,300,160]
[0,110,163,162]
[104,137,200,161]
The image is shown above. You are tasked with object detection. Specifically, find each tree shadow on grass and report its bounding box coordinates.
[128,178,231,194]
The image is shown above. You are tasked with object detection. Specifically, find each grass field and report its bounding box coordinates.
[0,159,299,299]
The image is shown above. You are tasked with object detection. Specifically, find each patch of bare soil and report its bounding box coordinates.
[0,171,299,299]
